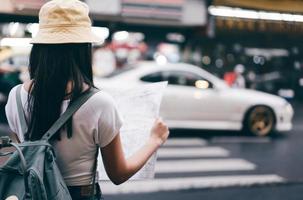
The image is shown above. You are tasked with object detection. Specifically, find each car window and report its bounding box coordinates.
[140,71,163,82]
[141,70,213,89]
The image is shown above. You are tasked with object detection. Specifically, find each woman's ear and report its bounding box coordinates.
[5,195,19,200]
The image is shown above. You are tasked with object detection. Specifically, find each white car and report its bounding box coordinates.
[95,61,294,136]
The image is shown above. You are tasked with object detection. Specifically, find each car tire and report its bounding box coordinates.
[244,106,276,137]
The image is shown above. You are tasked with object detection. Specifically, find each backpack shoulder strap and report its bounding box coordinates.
[16,85,28,135]
[90,146,100,200]
[41,88,99,141]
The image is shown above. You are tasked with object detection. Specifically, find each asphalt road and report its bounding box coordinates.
[1,101,303,200]
[100,130,303,199]
[104,183,303,200]
[102,101,303,199]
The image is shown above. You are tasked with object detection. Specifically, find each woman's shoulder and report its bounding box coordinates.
[7,81,32,98]
[82,89,119,117]
[5,84,23,121]
[7,84,23,99]
[88,89,117,108]
[6,83,30,112]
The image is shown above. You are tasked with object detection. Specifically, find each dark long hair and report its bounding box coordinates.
[26,43,94,141]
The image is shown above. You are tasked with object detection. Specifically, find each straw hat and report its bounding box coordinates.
[31,0,102,44]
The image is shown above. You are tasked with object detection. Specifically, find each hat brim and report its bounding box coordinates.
[30,26,103,44]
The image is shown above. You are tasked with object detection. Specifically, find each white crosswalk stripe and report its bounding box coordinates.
[100,138,285,194]
[100,175,284,194]
[211,137,271,144]
[158,147,229,157]
[155,159,255,173]
[163,138,207,146]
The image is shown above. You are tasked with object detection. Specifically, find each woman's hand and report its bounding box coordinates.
[150,118,170,147]
[102,117,169,185]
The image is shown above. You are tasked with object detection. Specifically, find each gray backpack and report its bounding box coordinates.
[0,85,99,200]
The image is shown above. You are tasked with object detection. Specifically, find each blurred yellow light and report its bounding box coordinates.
[0,48,13,62]
[195,80,209,89]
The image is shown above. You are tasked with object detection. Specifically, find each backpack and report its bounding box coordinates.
[0,85,99,200]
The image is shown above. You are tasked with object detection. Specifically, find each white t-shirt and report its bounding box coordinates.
[5,84,123,186]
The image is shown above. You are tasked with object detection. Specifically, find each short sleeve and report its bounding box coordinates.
[96,94,123,148]
[5,85,24,141]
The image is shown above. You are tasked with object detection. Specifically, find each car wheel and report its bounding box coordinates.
[244,106,275,137]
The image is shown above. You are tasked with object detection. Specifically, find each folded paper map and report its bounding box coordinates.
[98,81,168,180]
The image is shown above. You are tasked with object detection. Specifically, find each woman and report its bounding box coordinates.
[5,0,169,199]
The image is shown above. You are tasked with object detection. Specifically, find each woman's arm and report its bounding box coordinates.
[101,118,169,185]
[11,133,20,143]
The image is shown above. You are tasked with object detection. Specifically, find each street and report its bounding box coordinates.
[101,132,303,199]
[1,102,303,200]
[101,137,284,194]
[101,101,303,199]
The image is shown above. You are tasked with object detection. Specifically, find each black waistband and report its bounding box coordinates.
[68,183,102,200]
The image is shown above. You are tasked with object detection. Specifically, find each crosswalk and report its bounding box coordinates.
[158,147,229,158]
[99,138,285,195]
